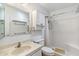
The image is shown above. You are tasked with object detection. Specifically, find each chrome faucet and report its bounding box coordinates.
[15,42,21,48]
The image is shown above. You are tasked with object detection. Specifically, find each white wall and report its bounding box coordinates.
[50,5,77,17]
[49,5,79,55]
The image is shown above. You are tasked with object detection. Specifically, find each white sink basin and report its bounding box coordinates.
[0,50,9,56]
[12,46,31,55]
[0,41,42,56]
[0,45,32,56]
[0,48,12,56]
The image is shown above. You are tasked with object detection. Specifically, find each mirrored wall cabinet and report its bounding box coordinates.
[4,4,30,36]
[0,3,46,39]
[0,4,5,39]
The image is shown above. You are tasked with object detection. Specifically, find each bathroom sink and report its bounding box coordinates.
[11,46,31,55]
[0,41,41,56]
[0,48,11,56]
[0,45,31,56]
[0,51,8,56]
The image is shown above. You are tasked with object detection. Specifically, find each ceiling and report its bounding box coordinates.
[39,3,77,12]
[7,3,78,14]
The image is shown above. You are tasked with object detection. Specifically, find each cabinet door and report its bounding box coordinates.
[32,50,41,56]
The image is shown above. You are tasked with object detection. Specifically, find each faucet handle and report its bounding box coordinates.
[15,42,21,48]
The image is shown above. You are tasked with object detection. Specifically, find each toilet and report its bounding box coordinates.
[41,47,65,56]
[41,47,54,56]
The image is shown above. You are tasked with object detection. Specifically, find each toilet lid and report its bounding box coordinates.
[41,47,54,54]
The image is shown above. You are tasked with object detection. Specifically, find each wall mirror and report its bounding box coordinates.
[34,12,45,37]
[0,3,45,41]
[4,4,30,36]
[0,4,5,39]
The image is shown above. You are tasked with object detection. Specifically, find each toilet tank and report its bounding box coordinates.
[32,36,44,46]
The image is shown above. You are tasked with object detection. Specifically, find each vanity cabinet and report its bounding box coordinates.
[32,50,41,56]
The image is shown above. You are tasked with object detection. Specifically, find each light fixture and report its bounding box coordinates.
[21,3,28,7]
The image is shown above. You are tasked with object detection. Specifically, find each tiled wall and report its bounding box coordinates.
[49,5,79,55]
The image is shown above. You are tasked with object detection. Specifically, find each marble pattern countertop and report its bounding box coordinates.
[0,41,43,56]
